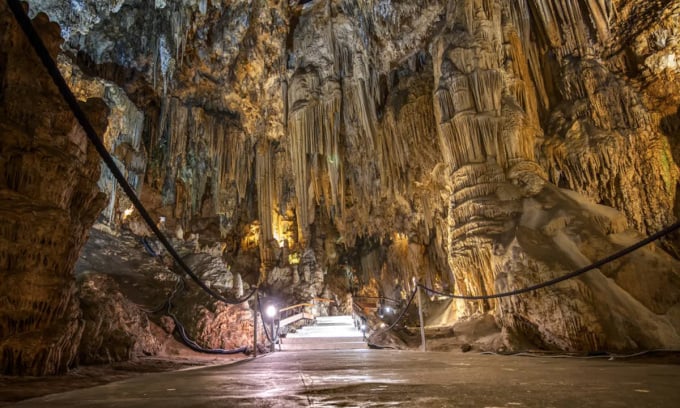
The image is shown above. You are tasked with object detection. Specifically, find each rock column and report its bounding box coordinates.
[0,7,106,375]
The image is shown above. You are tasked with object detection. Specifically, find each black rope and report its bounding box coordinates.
[6,0,255,305]
[419,219,680,300]
[171,314,248,354]
[365,218,680,333]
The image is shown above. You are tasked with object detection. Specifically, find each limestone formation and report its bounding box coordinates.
[78,274,161,364]
[0,6,107,375]
[2,0,680,375]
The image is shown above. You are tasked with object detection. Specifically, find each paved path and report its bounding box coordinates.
[13,350,680,407]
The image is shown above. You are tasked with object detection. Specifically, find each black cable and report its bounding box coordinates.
[384,288,417,331]
[256,292,273,343]
[6,0,256,305]
[141,237,159,257]
[479,349,680,359]
[383,287,418,332]
[256,291,279,343]
[419,219,680,300]
[165,275,248,354]
[171,314,248,354]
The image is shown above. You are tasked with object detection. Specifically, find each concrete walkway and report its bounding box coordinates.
[13,350,680,407]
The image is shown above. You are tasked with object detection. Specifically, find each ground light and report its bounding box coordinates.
[265,304,278,352]
[266,305,277,319]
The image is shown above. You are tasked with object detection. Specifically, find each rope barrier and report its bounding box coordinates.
[6,0,256,306]
[418,218,680,300]
[362,217,680,334]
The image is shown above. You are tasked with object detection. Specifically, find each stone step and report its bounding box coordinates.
[280,340,367,351]
[278,315,366,350]
[315,315,355,323]
[282,335,365,344]
[286,330,361,338]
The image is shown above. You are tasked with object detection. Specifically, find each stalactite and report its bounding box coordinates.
[377,93,438,194]
[256,140,278,265]
[542,123,677,234]
[288,75,343,244]
[525,0,613,54]
[153,97,255,231]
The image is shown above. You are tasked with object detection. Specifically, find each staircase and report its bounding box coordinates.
[280,315,367,351]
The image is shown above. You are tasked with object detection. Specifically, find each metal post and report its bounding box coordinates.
[253,291,258,358]
[270,319,275,353]
[416,284,426,352]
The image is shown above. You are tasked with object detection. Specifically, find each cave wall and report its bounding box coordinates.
[428,0,680,350]
[4,0,679,368]
[0,6,107,375]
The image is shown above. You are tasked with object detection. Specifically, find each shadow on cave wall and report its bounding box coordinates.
[660,105,680,257]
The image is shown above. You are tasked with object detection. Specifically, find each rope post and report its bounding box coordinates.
[415,281,426,352]
[270,318,276,353]
[253,289,258,358]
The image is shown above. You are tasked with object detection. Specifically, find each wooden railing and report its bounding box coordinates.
[278,303,314,327]
[276,296,343,331]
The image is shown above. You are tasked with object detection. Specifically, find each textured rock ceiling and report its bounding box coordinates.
[2,0,680,375]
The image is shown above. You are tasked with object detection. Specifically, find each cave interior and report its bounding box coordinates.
[1,0,680,382]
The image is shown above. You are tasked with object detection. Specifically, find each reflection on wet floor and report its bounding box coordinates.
[13,349,680,407]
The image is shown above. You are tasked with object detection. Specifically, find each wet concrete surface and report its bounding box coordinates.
[11,350,680,407]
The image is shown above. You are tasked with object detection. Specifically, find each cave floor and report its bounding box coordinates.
[8,349,680,407]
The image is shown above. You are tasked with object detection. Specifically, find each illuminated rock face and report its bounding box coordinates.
[428,0,680,350]
[3,0,680,374]
[0,9,107,375]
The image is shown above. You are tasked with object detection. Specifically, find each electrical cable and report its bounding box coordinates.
[256,292,273,343]
[256,291,279,344]
[385,288,417,332]
[382,287,418,332]
[479,349,680,360]
[163,274,249,354]
[418,218,680,300]
[141,237,159,257]
[6,0,256,306]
